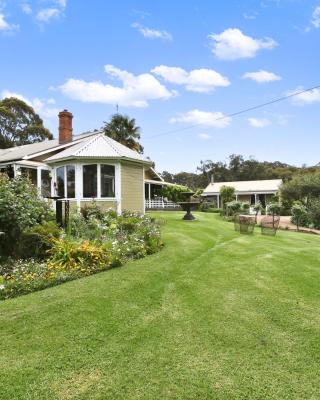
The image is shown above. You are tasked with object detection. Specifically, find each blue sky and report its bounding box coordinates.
[0,0,320,172]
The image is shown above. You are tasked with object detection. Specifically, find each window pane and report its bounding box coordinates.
[0,165,14,178]
[67,165,75,198]
[101,165,115,197]
[57,166,65,197]
[41,170,51,197]
[20,167,37,186]
[83,164,97,198]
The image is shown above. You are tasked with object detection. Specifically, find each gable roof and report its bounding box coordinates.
[203,179,283,195]
[0,131,97,163]
[45,133,151,164]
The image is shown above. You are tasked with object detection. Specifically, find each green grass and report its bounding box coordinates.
[1,212,320,400]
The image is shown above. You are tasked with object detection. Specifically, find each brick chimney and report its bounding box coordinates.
[58,110,73,144]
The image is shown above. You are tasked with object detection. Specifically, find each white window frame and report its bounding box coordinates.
[81,163,117,200]
[55,164,76,199]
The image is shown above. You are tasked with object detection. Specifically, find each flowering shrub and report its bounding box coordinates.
[0,174,54,256]
[0,209,163,300]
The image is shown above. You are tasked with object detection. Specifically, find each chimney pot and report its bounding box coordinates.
[58,110,73,144]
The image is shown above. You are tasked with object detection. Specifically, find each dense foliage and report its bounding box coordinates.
[0,174,54,256]
[161,184,190,203]
[291,203,309,231]
[0,208,163,300]
[281,172,320,229]
[102,113,144,153]
[0,97,52,148]
[281,172,320,205]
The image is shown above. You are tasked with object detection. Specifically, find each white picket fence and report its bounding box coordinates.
[145,199,181,210]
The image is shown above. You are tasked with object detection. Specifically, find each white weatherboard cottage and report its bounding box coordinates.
[202,179,283,208]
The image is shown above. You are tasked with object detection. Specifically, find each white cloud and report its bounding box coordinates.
[1,90,59,120]
[131,22,172,40]
[56,0,67,7]
[311,6,320,28]
[170,109,231,128]
[35,0,66,23]
[198,133,212,140]
[248,117,271,128]
[243,11,258,20]
[36,8,60,22]
[151,65,230,93]
[0,13,19,31]
[242,70,281,83]
[60,64,175,108]
[21,3,32,15]
[208,28,277,60]
[287,86,320,105]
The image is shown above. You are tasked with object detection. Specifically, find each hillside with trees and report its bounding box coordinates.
[161,154,320,190]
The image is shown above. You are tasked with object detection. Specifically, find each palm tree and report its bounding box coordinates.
[102,114,144,153]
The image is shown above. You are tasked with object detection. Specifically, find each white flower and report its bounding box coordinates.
[0,285,5,290]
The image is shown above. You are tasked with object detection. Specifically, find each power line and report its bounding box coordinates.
[146,84,320,139]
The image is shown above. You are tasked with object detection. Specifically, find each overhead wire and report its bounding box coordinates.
[146,84,320,139]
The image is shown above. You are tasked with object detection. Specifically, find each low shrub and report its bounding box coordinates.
[224,201,251,220]
[80,202,107,220]
[17,221,62,260]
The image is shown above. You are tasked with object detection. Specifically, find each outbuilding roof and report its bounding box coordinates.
[203,179,283,195]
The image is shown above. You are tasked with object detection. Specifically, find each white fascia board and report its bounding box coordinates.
[22,136,92,161]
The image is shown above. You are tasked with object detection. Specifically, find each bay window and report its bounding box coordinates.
[56,165,75,198]
[66,165,75,198]
[101,165,115,197]
[56,166,65,197]
[82,164,116,198]
[83,164,97,198]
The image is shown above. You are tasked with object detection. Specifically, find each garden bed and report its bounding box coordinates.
[0,209,163,300]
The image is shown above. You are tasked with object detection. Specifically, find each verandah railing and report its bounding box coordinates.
[145,199,181,210]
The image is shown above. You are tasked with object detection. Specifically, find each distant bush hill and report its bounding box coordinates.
[161,154,320,190]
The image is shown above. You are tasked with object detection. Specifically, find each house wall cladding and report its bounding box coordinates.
[121,162,144,213]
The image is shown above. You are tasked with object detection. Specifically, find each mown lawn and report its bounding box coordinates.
[1,212,320,399]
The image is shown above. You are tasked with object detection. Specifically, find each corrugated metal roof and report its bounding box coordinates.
[203,179,282,194]
[46,134,149,164]
[0,131,97,163]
